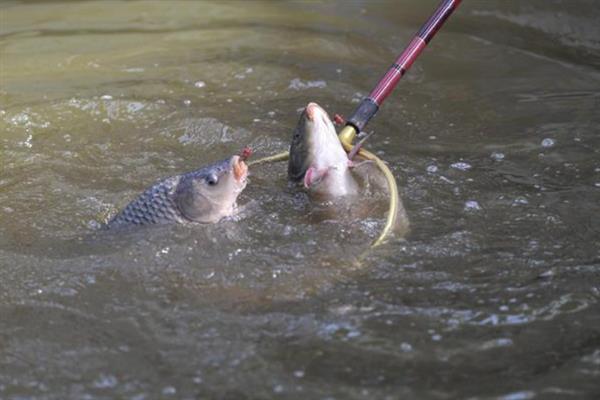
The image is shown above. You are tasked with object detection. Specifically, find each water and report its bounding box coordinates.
[1,1,599,398]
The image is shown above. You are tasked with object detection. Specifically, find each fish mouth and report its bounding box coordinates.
[231,155,248,183]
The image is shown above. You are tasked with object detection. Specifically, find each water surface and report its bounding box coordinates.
[1,1,599,398]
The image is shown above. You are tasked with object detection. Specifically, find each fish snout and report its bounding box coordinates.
[306,102,328,122]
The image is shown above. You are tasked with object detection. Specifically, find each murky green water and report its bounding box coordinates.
[1,1,599,398]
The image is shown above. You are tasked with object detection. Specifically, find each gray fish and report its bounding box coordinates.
[106,154,249,228]
[288,102,358,197]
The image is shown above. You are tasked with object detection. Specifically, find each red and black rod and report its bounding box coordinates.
[347,0,462,132]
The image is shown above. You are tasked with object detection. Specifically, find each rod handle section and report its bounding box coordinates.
[347,98,379,132]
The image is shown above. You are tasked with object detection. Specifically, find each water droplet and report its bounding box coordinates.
[20,134,33,148]
[162,386,176,396]
[93,374,118,389]
[451,162,472,171]
[512,197,529,206]
[491,151,505,161]
[400,342,413,352]
[481,338,513,350]
[498,390,535,400]
[288,78,327,90]
[541,138,555,148]
[347,330,361,338]
[464,200,481,211]
[582,349,600,365]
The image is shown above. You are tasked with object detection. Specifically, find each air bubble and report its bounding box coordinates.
[162,386,176,396]
[451,162,472,171]
[400,342,413,352]
[93,374,118,389]
[288,78,327,90]
[513,197,529,206]
[464,200,481,211]
[491,152,505,161]
[541,138,555,148]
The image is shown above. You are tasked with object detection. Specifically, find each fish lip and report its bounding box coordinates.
[303,166,314,188]
[231,155,248,183]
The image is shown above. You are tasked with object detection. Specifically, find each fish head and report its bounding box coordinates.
[288,102,350,190]
[175,154,248,223]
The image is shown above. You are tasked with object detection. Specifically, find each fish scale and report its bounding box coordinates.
[106,175,187,228]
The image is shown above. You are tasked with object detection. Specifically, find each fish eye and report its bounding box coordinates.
[205,174,219,186]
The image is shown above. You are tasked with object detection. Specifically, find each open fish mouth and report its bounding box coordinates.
[232,155,248,182]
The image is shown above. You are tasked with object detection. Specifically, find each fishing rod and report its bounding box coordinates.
[251,0,462,248]
[340,0,462,143]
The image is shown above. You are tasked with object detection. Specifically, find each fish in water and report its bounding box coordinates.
[106,149,250,228]
[288,102,358,197]
[288,102,410,236]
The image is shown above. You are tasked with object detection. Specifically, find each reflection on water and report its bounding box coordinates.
[1,0,599,398]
